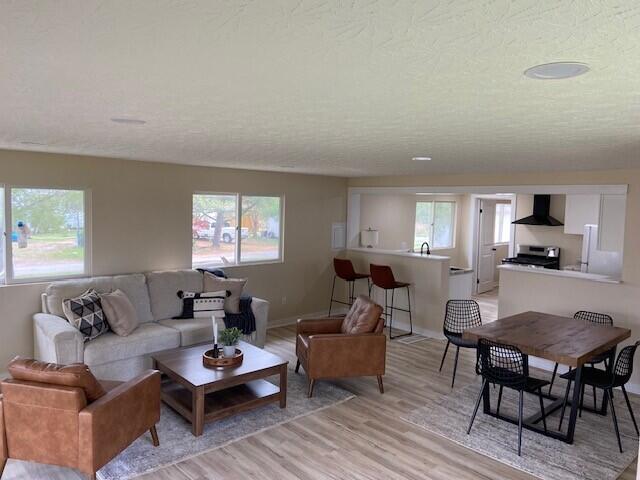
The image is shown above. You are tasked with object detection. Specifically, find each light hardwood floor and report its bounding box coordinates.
[5,325,637,479]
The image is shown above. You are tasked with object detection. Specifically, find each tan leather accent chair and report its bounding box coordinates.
[0,358,161,480]
[295,295,386,397]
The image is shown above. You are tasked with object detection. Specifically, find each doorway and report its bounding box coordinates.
[472,195,515,295]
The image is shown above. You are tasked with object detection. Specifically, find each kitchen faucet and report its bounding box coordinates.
[420,241,431,255]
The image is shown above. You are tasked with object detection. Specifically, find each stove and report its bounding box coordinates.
[502,245,561,270]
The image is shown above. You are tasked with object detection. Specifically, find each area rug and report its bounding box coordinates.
[403,380,639,480]
[97,369,354,480]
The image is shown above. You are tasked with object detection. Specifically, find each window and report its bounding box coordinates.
[192,193,283,267]
[240,196,282,263]
[414,201,455,250]
[494,203,512,244]
[2,187,88,283]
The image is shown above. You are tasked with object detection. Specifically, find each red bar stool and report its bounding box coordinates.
[328,258,371,316]
[369,264,413,339]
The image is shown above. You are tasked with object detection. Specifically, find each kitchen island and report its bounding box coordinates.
[346,248,473,336]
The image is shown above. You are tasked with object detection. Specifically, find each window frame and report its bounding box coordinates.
[413,200,457,250]
[2,185,92,285]
[191,191,285,269]
[493,202,512,245]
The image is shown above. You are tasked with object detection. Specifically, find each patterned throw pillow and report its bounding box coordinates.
[62,289,110,341]
[175,290,228,319]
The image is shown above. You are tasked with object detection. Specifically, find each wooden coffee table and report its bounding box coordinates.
[151,340,288,436]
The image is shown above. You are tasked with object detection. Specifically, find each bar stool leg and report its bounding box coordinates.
[328,275,336,317]
[389,288,395,338]
[406,285,413,335]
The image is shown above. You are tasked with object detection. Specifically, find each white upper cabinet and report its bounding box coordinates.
[598,194,626,252]
[564,194,601,235]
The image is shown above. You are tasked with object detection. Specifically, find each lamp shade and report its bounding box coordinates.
[360,229,379,248]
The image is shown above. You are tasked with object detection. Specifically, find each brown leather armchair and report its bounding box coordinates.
[0,358,161,480]
[295,295,386,397]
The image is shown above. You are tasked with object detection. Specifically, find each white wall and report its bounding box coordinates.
[0,149,348,368]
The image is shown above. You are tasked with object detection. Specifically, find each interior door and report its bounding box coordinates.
[477,199,497,294]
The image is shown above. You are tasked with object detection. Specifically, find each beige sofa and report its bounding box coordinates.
[33,269,269,381]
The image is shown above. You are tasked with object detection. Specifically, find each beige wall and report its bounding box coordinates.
[514,194,583,268]
[358,193,471,267]
[0,150,348,367]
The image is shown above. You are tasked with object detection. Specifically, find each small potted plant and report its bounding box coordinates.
[219,327,242,357]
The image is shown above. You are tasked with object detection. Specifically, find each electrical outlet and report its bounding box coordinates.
[281,296,287,305]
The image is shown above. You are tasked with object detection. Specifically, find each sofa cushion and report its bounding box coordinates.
[111,274,154,324]
[45,274,153,324]
[203,273,247,314]
[8,357,106,402]
[159,318,217,347]
[341,295,383,334]
[83,323,180,366]
[146,270,204,321]
[100,289,139,336]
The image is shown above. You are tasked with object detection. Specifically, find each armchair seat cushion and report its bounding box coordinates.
[83,323,180,366]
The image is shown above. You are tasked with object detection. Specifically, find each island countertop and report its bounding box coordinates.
[498,264,621,284]
[347,247,450,262]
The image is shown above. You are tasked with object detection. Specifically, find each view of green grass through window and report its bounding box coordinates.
[192,193,282,267]
[10,188,85,280]
[414,201,455,250]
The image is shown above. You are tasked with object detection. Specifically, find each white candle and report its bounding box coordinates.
[213,317,218,344]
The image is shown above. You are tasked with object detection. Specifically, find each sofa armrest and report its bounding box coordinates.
[33,313,84,364]
[306,333,386,378]
[78,370,160,473]
[251,297,269,348]
[297,317,344,335]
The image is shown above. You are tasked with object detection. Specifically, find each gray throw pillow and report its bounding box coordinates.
[62,289,110,342]
[203,273,247,314]
[99,289,139,336]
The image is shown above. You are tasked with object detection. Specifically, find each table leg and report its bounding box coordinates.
[192,386,204,436]
[279,364,287,408]
[565,365,583,444]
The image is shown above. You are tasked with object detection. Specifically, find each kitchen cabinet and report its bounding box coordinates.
[598,194,626,252]
[564,194,600,235]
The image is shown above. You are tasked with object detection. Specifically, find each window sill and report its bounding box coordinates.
[193,259,284,270]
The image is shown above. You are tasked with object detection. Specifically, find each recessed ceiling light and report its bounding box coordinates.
[524,62,589,80]
[20,141,47,146]
[412,156,432,161]
[110,117,146,125]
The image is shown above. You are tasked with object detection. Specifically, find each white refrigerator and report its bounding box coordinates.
[581,224,622,278]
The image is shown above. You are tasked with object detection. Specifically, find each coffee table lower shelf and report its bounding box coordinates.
[161,379,282,435]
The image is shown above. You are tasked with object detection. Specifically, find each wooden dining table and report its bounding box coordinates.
[463,311,631,444]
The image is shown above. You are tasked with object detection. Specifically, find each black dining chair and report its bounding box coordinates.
[439,300,481,388]
[548,311,614,400]
[468,339,549,456]
[558,341,640,453]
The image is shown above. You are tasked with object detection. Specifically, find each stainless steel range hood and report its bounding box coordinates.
[512,195,563,226]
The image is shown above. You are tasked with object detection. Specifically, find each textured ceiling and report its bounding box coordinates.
[1,1,640,177]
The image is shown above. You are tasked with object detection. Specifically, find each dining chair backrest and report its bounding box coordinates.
[443,300,482,335]
[574,310,613,326]
[612,341,640,386]
[476,338,528,389]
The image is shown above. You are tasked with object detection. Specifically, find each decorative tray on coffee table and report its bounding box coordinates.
[202,348,243,368]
